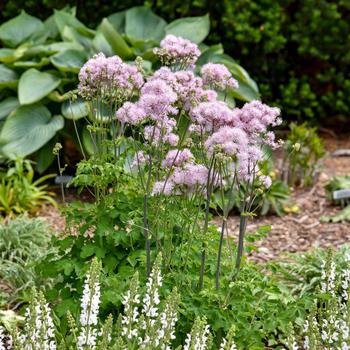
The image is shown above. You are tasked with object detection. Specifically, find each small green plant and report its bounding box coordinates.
[282,123,325,187]
[322,176,350,222]
[0,159,56,217]
[0,216,53,307]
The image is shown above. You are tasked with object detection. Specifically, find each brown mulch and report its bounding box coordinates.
[37,135,350,262]
[224,135,350,262]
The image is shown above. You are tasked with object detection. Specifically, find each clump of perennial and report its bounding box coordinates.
[153,34,201,68]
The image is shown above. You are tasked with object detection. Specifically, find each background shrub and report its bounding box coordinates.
[2,0,348,126]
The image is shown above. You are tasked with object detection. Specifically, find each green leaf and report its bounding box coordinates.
[125,6,167,43]
[45,41,84,53]
[18,69,61,105]
[50,49,87,73]
[0,104,64,158]
[61,98,89,120]
[35,137,56,173]
[99,19,133,59]
[82,127,94,155]
[107,11,126,34]
[53,9,94,37]
[0,97,19,120]
[61,26,92,49]
[0,65,18,89]
[13,57,50,69]
[0,11,44,47]
[92,31,114,56]
[165,15,210,44]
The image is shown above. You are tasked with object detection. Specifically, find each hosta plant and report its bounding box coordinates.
[0,7,258,172]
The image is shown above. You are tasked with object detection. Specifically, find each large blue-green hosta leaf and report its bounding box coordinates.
[0,11,44,48]
[0,97,20,120]
[107,11,127,34]
[50,50,87,73]
[97,19,133,59]
[125,6,167,44]
[0,105,64,158]
[61,98,89,120]
[18,69,61,105]
[53,9,95,38]
[165,15,210,44]
[0,65,18,89]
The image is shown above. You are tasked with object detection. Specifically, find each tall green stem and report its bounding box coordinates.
[235,214,247,270]
[144,156,153,276]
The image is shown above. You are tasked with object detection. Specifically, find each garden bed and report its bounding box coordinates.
[39,135,350,263]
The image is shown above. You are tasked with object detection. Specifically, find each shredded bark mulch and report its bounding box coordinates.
[38,135,350,262]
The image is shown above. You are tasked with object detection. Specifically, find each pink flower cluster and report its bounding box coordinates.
[190,101,240,132]
[78,53,143,101]
[238,101,281,139]
[153,35,201,68]
[79,34,281,195]
[150,67,217,111]
[162,149,194,168]
[153,163,209,196]
[205,126,248,156]
[201,63,239,90]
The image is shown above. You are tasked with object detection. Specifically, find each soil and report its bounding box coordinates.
[37,134,350,262]
[225,134,350,262]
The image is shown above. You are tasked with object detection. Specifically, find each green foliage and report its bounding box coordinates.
[270,246,350,298]
[0,158,56,217]
[1,1,349,124]
[283,123,325,187]
[0,216,53,307]
[0,7,258,171]
[322,176,350,223]
[325,175,350,202]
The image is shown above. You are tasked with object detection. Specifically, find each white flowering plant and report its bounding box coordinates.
[1,256,239,350]
[285,250,350,349]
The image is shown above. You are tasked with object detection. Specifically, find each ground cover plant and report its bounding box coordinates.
[0,216,53,308]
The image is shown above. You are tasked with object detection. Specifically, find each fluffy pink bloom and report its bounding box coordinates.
[139,79,178,121]
[162,148,194,168]
[116,102,146,125]
[201,63,238,90]
[190,101,240,131]
[260,175,272,188]
[205,126,248,156]
[238,100,281,135]
[153,35,201,68]
[78,53,143,101]
[152,180,175,196]
[143,118,179,146]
